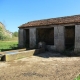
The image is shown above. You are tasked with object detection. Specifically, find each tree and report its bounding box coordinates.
[13,31,18,37]
[0,26,10,40]
[0,27,4,40]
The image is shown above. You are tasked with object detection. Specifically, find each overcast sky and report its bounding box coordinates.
[0,0,80,32]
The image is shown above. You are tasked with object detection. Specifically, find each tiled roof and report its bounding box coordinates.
[19,14,80,28]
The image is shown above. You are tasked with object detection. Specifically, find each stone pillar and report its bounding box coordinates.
[18,29,26,48]
[54,26,65,51]
[29,28,36,48]
[74,25,80,52]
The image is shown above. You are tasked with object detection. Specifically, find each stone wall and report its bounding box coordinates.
[29,28,36,48]
[74,25,80,52]
[19,24,80,52]
[54,25,65,51]
[19,26,65,51]
[18,29,25,48]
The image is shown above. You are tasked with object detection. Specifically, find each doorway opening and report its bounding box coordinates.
[37,27,54,45]
[65,26,75,50]
[25,29,29,48]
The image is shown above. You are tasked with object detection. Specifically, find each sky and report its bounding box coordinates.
[0,0,80,32]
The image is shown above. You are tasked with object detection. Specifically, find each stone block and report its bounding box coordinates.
[1,49,45,61]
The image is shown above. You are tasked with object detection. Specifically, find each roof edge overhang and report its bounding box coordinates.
[18,14,80,28]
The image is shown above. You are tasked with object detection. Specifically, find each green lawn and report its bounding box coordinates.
[0,41,18,52]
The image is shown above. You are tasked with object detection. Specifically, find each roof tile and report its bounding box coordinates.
[19,14,80,28]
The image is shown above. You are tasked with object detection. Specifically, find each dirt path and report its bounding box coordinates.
[0,53,80,80]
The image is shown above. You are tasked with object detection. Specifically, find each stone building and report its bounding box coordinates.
[18,15,80,52]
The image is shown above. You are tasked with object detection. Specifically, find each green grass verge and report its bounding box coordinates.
[0,41,18,52]
[74,75,80,80]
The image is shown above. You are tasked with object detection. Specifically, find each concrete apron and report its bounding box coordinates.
[0,48,45,61]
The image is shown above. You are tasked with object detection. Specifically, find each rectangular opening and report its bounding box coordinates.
[37,27,54,45]
[65,26,75,50]
[25,29,29,48]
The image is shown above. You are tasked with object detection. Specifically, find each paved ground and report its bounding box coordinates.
[0,52,80,80]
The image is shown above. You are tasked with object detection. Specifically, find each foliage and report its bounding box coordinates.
[0,26,10,41]
[13,31,18,37]
[0,27,2,31]
[0,27,4,40]
[74,75,80,80]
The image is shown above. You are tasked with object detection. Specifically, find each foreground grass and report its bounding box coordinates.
[0,37,18,52]
[74,75,80,80]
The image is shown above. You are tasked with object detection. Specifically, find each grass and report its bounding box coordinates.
[74,75,80,80]
[0,37,19,52]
